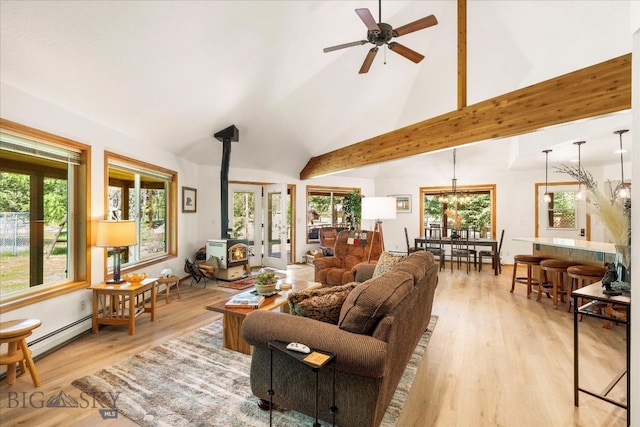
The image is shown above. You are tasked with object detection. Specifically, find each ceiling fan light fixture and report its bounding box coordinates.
[323,0,437,73]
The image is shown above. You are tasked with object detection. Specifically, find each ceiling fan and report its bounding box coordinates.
[323,0,438,74]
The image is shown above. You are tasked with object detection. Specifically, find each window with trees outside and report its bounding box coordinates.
[421,185,496,239]
[0,119,90,311]
[546,190,576,228]
[306,186,359,243]
[105,152,177,277]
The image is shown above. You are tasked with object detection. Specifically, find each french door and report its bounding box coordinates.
[229,183,288,270]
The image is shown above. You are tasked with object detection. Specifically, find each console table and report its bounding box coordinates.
[572,281,630,426]
[89,278,157,335]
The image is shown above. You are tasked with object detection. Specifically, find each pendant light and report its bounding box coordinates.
[574,141,586,201]
[543,149,552,203]
[613,129,630,199]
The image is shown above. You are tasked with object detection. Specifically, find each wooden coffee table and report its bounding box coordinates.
[206,279,321,354]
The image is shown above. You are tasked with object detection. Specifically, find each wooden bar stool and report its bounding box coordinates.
[0,319,42,387]
[511,255,548,298]
[540,259,577,309]
[567,264,607,311]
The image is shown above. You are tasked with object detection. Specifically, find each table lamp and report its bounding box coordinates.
[96,220,137,284]
[362,197,397,262]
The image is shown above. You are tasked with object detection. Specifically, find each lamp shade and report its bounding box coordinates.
[362,197,397,221]
[95,220,137,248]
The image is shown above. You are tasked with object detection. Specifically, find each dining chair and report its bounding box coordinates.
[449,228,471,273]
[424,226,445,270]
[404,227,418,255]
[478,229,505,273]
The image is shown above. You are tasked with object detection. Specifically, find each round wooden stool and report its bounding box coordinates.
[567,264,607,314]
[0,319,42,387]
[511,255,548,298]
[540,259,578,309]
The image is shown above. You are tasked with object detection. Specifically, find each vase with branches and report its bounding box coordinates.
[555,164,631,283]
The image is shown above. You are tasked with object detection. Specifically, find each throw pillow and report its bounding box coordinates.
[372,252,407,277]
[338,270,413,335]
[288,282,359,324]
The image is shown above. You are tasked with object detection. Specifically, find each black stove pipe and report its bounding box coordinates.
[214,125,239,239]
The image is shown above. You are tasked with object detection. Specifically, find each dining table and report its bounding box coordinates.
[414,236,500,275]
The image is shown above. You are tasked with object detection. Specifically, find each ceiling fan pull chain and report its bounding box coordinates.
[384,45,387,65]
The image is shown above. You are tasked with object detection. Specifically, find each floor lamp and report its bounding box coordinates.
[362,197,397,262]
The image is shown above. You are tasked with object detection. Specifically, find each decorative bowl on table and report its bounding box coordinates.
[123,273,147,284]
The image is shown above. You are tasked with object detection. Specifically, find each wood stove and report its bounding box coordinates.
[206,238,249,281]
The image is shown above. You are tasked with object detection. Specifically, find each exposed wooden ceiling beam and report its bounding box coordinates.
[299,53,631,180]
[457,0,467,109]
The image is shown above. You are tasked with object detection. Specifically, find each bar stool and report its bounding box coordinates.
[511,255,548,298]
[540,259,578,309]
[0,319,42,387]
[567,264,607,313]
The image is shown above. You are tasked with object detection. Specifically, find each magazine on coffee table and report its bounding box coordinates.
[225,289,265,308]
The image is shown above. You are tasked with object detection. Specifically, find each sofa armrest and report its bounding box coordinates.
[242,310,387,378]
[353,262,376,282]
[313,256,342,270]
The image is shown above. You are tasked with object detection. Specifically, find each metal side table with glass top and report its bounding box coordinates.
[572,281,630,426]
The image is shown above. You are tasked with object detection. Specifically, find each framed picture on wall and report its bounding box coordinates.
[182,187,197,213]
[391,194,412,213]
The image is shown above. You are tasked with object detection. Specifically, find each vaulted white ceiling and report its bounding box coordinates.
[0,1,633,179]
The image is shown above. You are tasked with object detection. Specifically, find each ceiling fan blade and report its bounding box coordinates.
[323,40,368,53]
[388,42,424,63]
[359,47,378,74]
[393,14,438,37]
[355,8,381,33]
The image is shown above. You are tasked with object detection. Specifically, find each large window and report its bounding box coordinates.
[306,186,358,242]
[421,185,496,238]
[546,190,577,229]
[0,119,89,312]
[106,152,177,277]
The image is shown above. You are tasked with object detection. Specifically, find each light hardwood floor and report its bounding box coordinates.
[0,263,627,426]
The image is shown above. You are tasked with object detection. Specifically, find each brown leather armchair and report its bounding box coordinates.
[314,230,382,286]
[318,227,338,256]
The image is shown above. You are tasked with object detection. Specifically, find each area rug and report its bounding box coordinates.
[217,271,287,290]
[72,316,437,427]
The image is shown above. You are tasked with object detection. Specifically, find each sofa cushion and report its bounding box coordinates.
[288,282,359,324]
[338,270,414,334]
[372,252,407,278]
[389,251,430,282]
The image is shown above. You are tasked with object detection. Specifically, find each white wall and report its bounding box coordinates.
[629,6,639,422]
[374,159,628,264]
[196,164,375,262]
[0,83,376,357]
[1,83,203,356]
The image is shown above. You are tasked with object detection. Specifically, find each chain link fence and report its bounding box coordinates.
[0,212,30,255]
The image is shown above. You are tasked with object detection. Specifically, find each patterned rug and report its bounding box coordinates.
[72,317,437,426]
[217,275,259,290]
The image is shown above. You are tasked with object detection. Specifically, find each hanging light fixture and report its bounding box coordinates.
[613,129,630,199]
[574,141,586,200]
[543,149,552,203]
[440,149,462,204]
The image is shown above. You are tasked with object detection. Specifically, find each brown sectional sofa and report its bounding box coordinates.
[242,251,438,427]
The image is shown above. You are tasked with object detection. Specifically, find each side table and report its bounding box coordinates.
[89,278,157,335]
[155,276,181,303]
[572,281,630,426]
[268,340,337,427]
